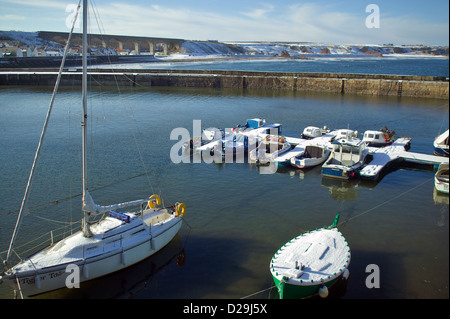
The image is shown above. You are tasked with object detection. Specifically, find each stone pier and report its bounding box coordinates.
[0,69,448,99]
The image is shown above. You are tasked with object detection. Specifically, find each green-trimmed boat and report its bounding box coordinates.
[270,214,350,299]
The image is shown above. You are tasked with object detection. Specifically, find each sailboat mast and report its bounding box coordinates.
[5,2,82,263]
[81,0,92,237]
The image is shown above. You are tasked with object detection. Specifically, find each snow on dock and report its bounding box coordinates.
[360,137,449,180]
[399,150,449,166]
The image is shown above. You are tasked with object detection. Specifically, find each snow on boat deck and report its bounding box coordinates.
[271,228,350,285]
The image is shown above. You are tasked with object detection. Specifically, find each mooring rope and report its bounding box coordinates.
[240,176,435,299]
[240,285,276,299]
[337,177,433,227]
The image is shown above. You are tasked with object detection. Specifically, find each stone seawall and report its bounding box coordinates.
[0,69,448,99]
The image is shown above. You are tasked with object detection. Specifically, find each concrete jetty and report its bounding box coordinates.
[360,137,449,181]
[360,138,411,180]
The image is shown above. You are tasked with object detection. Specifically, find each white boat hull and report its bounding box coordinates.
[435,163,449,194]
[2,216,182,297]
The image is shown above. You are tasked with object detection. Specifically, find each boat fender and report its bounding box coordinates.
[318,284,329,298]
[342,268,350,281]
[148,194,161,209]
[176,203,186,217]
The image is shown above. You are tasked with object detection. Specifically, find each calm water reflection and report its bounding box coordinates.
[0,85,448,299]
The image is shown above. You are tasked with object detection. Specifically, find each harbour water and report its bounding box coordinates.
[0,58,448,299]
[100,56,450,77]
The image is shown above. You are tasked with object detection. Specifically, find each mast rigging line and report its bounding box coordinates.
[5,1,83,264]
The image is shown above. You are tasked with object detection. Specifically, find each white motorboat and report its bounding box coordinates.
[433,129,449,157]
[182,127,226,154]
[435,163,449,194]
[322,135,369,180]
[196,119,281,158]
[0,1,185,298]
[290,145,330,169]
[302,126,329,139]
[363,126,395,147]
[249,135,292,164]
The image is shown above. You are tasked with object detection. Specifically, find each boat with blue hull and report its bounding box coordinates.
[322,135,369,180]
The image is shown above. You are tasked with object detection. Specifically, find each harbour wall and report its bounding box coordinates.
[0,69,448,99]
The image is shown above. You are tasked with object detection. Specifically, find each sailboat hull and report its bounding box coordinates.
[2,217,182,297]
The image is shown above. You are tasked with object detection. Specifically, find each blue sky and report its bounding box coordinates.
[0,0,448,45]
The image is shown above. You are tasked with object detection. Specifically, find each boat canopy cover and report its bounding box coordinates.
[304,145,324,158]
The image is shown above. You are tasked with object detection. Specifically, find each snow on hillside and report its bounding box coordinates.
[1,30,447,58]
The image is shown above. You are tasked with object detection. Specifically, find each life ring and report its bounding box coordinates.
[175,203,186,217]
[147,194,161,209]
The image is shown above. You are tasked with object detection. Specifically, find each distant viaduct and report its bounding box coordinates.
[38,31,184,55]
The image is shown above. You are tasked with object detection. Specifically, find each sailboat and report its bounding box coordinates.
[0,0,185,298]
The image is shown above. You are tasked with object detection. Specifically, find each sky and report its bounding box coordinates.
[0,0,448,45]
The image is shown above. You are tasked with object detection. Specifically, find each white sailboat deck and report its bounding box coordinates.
[13,209,173,273]
[271,228,350,285]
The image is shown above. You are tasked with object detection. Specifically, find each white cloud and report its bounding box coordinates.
[240,4,274,19]
[1,0,447,45]
[0,14,27,20]
[1,0,69,10]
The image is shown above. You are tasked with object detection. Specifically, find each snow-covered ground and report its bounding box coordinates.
[1,30,448,60]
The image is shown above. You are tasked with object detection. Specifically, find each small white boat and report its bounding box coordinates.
[332,129,358,142]
[322,136,369,180]
[221,133,255,157]
[270,214,350,299]
[290,145,330,169]
[363,126,395,147]
[433,129,449,157]
[302,126,329,139]
[196,119,281,157]
[182,127,226,154]
[435,163,449,194]
[249,135,292,164]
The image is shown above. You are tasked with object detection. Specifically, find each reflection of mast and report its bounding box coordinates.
[321,177,360,202]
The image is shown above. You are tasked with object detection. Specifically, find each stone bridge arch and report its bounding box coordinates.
[37,31,184,56]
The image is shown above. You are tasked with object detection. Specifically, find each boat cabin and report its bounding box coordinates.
[333,129,358,142]
[302,126,329,139]
[329,140,367,166]
[363,128,394,147]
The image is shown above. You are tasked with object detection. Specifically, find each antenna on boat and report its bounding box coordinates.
[4,1,83,265]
